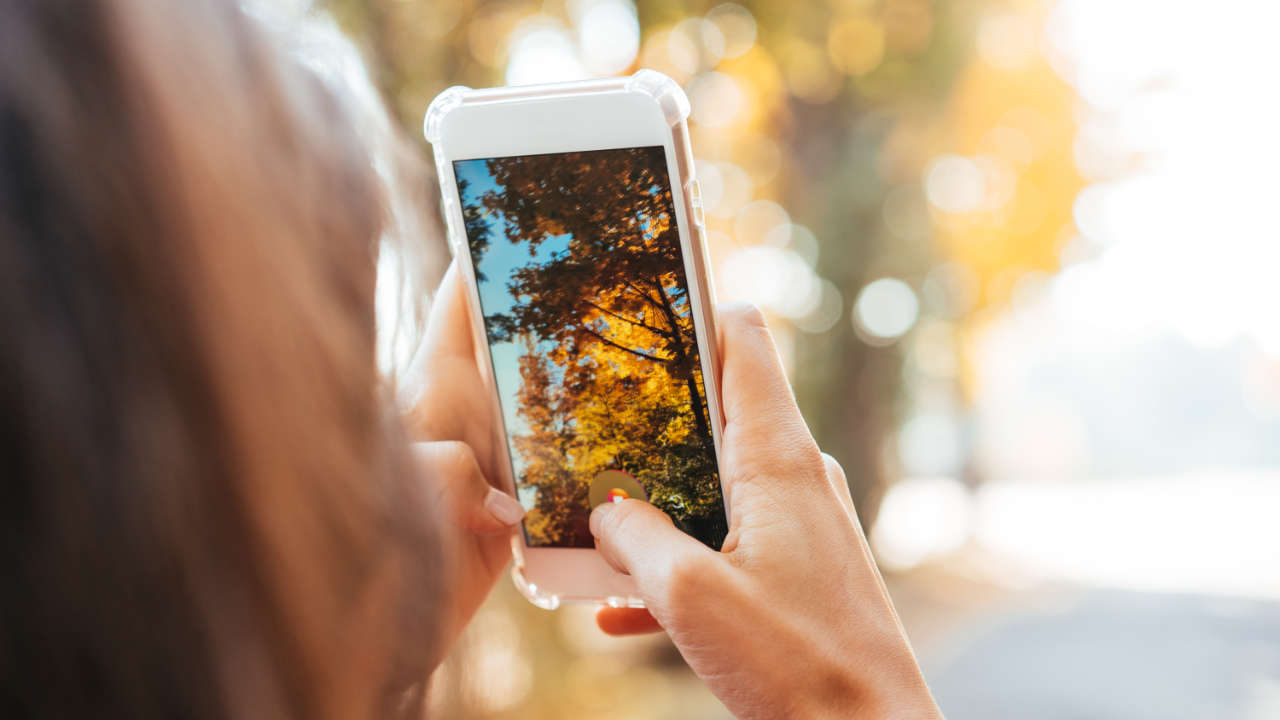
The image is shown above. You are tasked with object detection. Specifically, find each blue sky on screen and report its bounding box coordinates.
[454,158,570,502]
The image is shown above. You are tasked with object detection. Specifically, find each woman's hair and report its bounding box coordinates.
[0,0,444,717]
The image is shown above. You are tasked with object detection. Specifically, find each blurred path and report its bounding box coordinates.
[891,575,1280,719]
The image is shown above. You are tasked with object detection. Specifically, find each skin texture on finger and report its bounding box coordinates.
[405,260,520,670]
[715,304,829,504]
[409,259,504,481]
[715,303,808,445]
[711,305,844,566]
[409,442,511,632]
[823,452,858,521]
[422,259,478,363]
[413,441,521,535]
[583,308,805,635]
[588,500,715,586]
[585,305,943,719]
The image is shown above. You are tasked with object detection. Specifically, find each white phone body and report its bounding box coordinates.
[425,71,726,609]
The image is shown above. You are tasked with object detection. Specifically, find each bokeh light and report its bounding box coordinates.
[731,199,788,247]
[828,15,885,76]
[706,4,756,59]
[686,71,745,128]
[573,0,640,76]
[925,155,986,214]
[719,245,821,320]
[505,17,587,86]
[792,279,844,335]
[854,277,919,343]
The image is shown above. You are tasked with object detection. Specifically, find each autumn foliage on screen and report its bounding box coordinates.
[457,146,726,550]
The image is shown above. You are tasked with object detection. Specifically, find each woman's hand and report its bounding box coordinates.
[590,305,942,720]
[408,260,524,666]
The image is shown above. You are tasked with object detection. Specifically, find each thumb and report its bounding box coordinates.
[589,499,714,589]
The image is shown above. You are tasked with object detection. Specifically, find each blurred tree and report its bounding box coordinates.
[774,0,972,522]
[324,0,1083,532]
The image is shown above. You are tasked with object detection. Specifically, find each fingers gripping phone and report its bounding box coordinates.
[425,71,727,609]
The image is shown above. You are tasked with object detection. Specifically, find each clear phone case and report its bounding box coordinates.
[425,71,716,610]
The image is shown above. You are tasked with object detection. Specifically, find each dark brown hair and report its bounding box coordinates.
[0,0,443,717]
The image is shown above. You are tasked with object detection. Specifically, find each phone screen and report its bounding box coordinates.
[453,146,727,550]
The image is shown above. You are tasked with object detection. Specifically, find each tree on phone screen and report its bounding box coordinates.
[456,177,491,282]
[469,146,727,549]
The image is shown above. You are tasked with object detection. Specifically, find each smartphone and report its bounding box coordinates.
[425,71,727,609]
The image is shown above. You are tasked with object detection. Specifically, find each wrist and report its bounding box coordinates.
[800,650,941,720]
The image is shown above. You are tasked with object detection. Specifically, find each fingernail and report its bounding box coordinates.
[589,502,614,537]
[484,487,525,526]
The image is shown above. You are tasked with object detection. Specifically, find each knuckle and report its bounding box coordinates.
[732,302,769,331]
[821,452,847,484]
[795,446,828,482]
[721,299,768,330]
[726,435,827,487]
[726,462,769,492]
[426,440,480,477]
[663,552,721,606]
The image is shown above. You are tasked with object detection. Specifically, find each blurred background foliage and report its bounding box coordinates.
[296,0,1280,716]
[327,0,1080,526]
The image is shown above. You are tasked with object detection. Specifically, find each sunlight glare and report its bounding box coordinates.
[461,608,532,713]
[573,0,639,76]
[899,411,963,477]
[505,17,588,86]
[871,477,973,572]
[977,12,1037,71]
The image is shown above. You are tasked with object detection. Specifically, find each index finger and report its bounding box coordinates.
[423,258,477,362]
[716,303,823,480]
